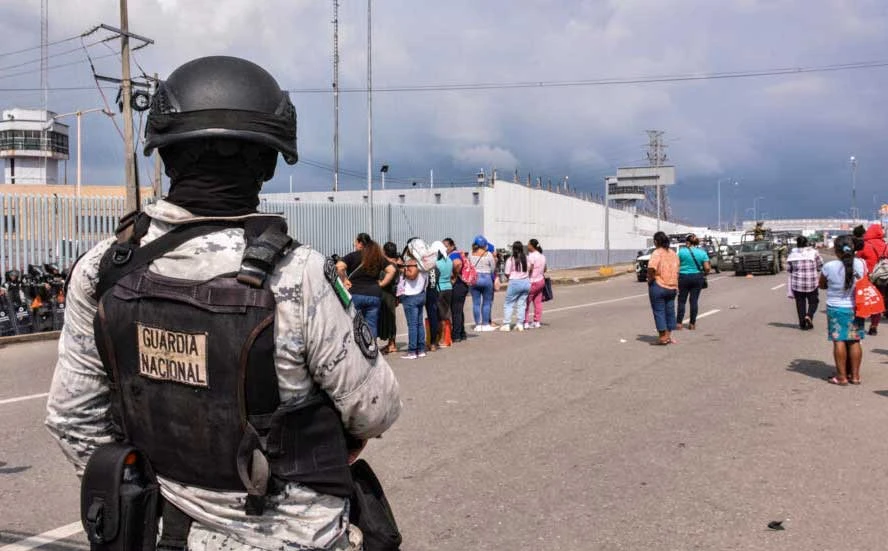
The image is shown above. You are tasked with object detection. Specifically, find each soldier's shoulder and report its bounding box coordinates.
[273,243,333,281]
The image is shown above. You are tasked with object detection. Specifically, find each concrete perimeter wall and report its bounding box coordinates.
[481,181,706,267]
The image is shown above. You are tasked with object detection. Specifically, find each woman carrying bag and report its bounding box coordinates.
[676,234,711,330]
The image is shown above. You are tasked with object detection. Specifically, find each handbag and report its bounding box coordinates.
[349,459,402,551]
[541,276,554,302]
[855,274,885,318]
[689,248,709,289]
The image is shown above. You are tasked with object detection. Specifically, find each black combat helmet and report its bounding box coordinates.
[143,56,298,165]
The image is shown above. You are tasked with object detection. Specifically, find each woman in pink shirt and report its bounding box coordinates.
[524,239,547,328]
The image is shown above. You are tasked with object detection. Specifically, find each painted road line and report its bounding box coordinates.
[771,283,786,291]
[0,392,48,406]
[0,522,82,551]
[695,309,721,320]
[545,293,649,314]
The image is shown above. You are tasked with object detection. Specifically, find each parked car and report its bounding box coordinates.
[635,243,684,282]
[635,247,655,282]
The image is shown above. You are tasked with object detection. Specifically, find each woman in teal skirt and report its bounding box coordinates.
[819,235,867,385]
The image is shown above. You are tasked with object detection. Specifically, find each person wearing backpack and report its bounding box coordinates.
[443,238,470,342]
[856,223,888,335]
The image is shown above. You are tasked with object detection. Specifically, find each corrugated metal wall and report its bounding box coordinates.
[0,194,125,276]
[259,201,483,257]
[0,194,484,276]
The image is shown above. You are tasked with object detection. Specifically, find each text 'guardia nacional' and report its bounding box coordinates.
[137,323,209,388]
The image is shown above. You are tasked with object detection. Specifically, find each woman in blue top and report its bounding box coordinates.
[675,234,711,330]
[819,235,867,385]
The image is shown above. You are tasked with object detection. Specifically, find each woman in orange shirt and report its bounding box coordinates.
[647,231,680,345]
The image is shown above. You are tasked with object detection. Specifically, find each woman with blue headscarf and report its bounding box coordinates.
[469,235,497,331]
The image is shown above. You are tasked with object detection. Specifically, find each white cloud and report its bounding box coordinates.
[453,145,519,170]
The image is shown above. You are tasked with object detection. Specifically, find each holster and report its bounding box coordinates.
[265,393,354,498]
[81,443,160,551]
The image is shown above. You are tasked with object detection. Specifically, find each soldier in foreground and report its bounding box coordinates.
[45,56,401,551]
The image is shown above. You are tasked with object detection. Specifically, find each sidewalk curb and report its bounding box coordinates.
[549,267,635,286]
[0,330,61,347]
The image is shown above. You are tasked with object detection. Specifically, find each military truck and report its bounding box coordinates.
[732,229,785,276]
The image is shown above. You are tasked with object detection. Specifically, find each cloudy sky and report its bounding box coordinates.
[2,0,887,226]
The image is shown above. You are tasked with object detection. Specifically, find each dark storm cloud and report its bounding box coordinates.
[1,0,887,224]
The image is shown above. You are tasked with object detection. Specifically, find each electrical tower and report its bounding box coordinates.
[644,130,670,223]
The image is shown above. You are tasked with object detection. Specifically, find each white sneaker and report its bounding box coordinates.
[499,325,511,332]
[533,322,541,329]
[417,352,427,358]
[481,325,495,332]
[473,325,483,332]
[400,353,418,360]
[516,324,525,332]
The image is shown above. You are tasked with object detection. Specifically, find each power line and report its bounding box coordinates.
[0,51,118,81]
[0,37,116,74]
[3,57,888,96]
[0,34,81,59]
[282,58,888,94]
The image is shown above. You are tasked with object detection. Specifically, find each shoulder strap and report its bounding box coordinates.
[95,220,241,300]
[237,216,296,288]
[689,248,704,273]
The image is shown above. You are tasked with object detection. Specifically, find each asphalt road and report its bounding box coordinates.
[4,271,888,550]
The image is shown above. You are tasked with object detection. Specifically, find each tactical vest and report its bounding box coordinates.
[92,212,353,516]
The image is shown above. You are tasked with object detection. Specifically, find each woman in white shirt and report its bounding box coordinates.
[399,257,428,359]
[469,235,497,331]
[500,241,532,331]
[819,235,867,385]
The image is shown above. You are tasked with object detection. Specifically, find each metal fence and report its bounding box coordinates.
[0,194,126,277]
[259,200,483,258]
[0,194,485,276]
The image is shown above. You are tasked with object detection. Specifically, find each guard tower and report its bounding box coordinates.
[0,108,69,184]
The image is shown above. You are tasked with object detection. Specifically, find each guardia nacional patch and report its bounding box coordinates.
[324,256,352,309]
[136,323,209,388]
[353,311,379,360]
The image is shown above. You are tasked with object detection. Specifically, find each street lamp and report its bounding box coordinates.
[50,108,114,199]
[380,164,389,190]
[753,196,765,222]
[850,155,858,223]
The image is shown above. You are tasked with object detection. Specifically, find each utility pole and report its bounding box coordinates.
[604,176,613,265]
[332,0,340,192]
[152,72,162,199]
[850,155,858,223]
[366,0,373,236]
[120,0,139,212]
[41,0,49,183]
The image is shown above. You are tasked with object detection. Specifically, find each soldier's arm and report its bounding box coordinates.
[45,240,117,474]
[301,251,401,440]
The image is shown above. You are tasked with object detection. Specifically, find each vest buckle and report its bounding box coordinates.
[111,246,133,266]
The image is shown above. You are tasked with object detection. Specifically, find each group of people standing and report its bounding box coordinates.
[466,236,548,332]
[788,224,888,386]
[645,231,712,345]
[337,233,548,360]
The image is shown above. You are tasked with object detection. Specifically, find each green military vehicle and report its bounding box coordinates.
[732,229,785,276]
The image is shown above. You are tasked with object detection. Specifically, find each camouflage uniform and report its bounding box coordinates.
[46,199,402,551]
